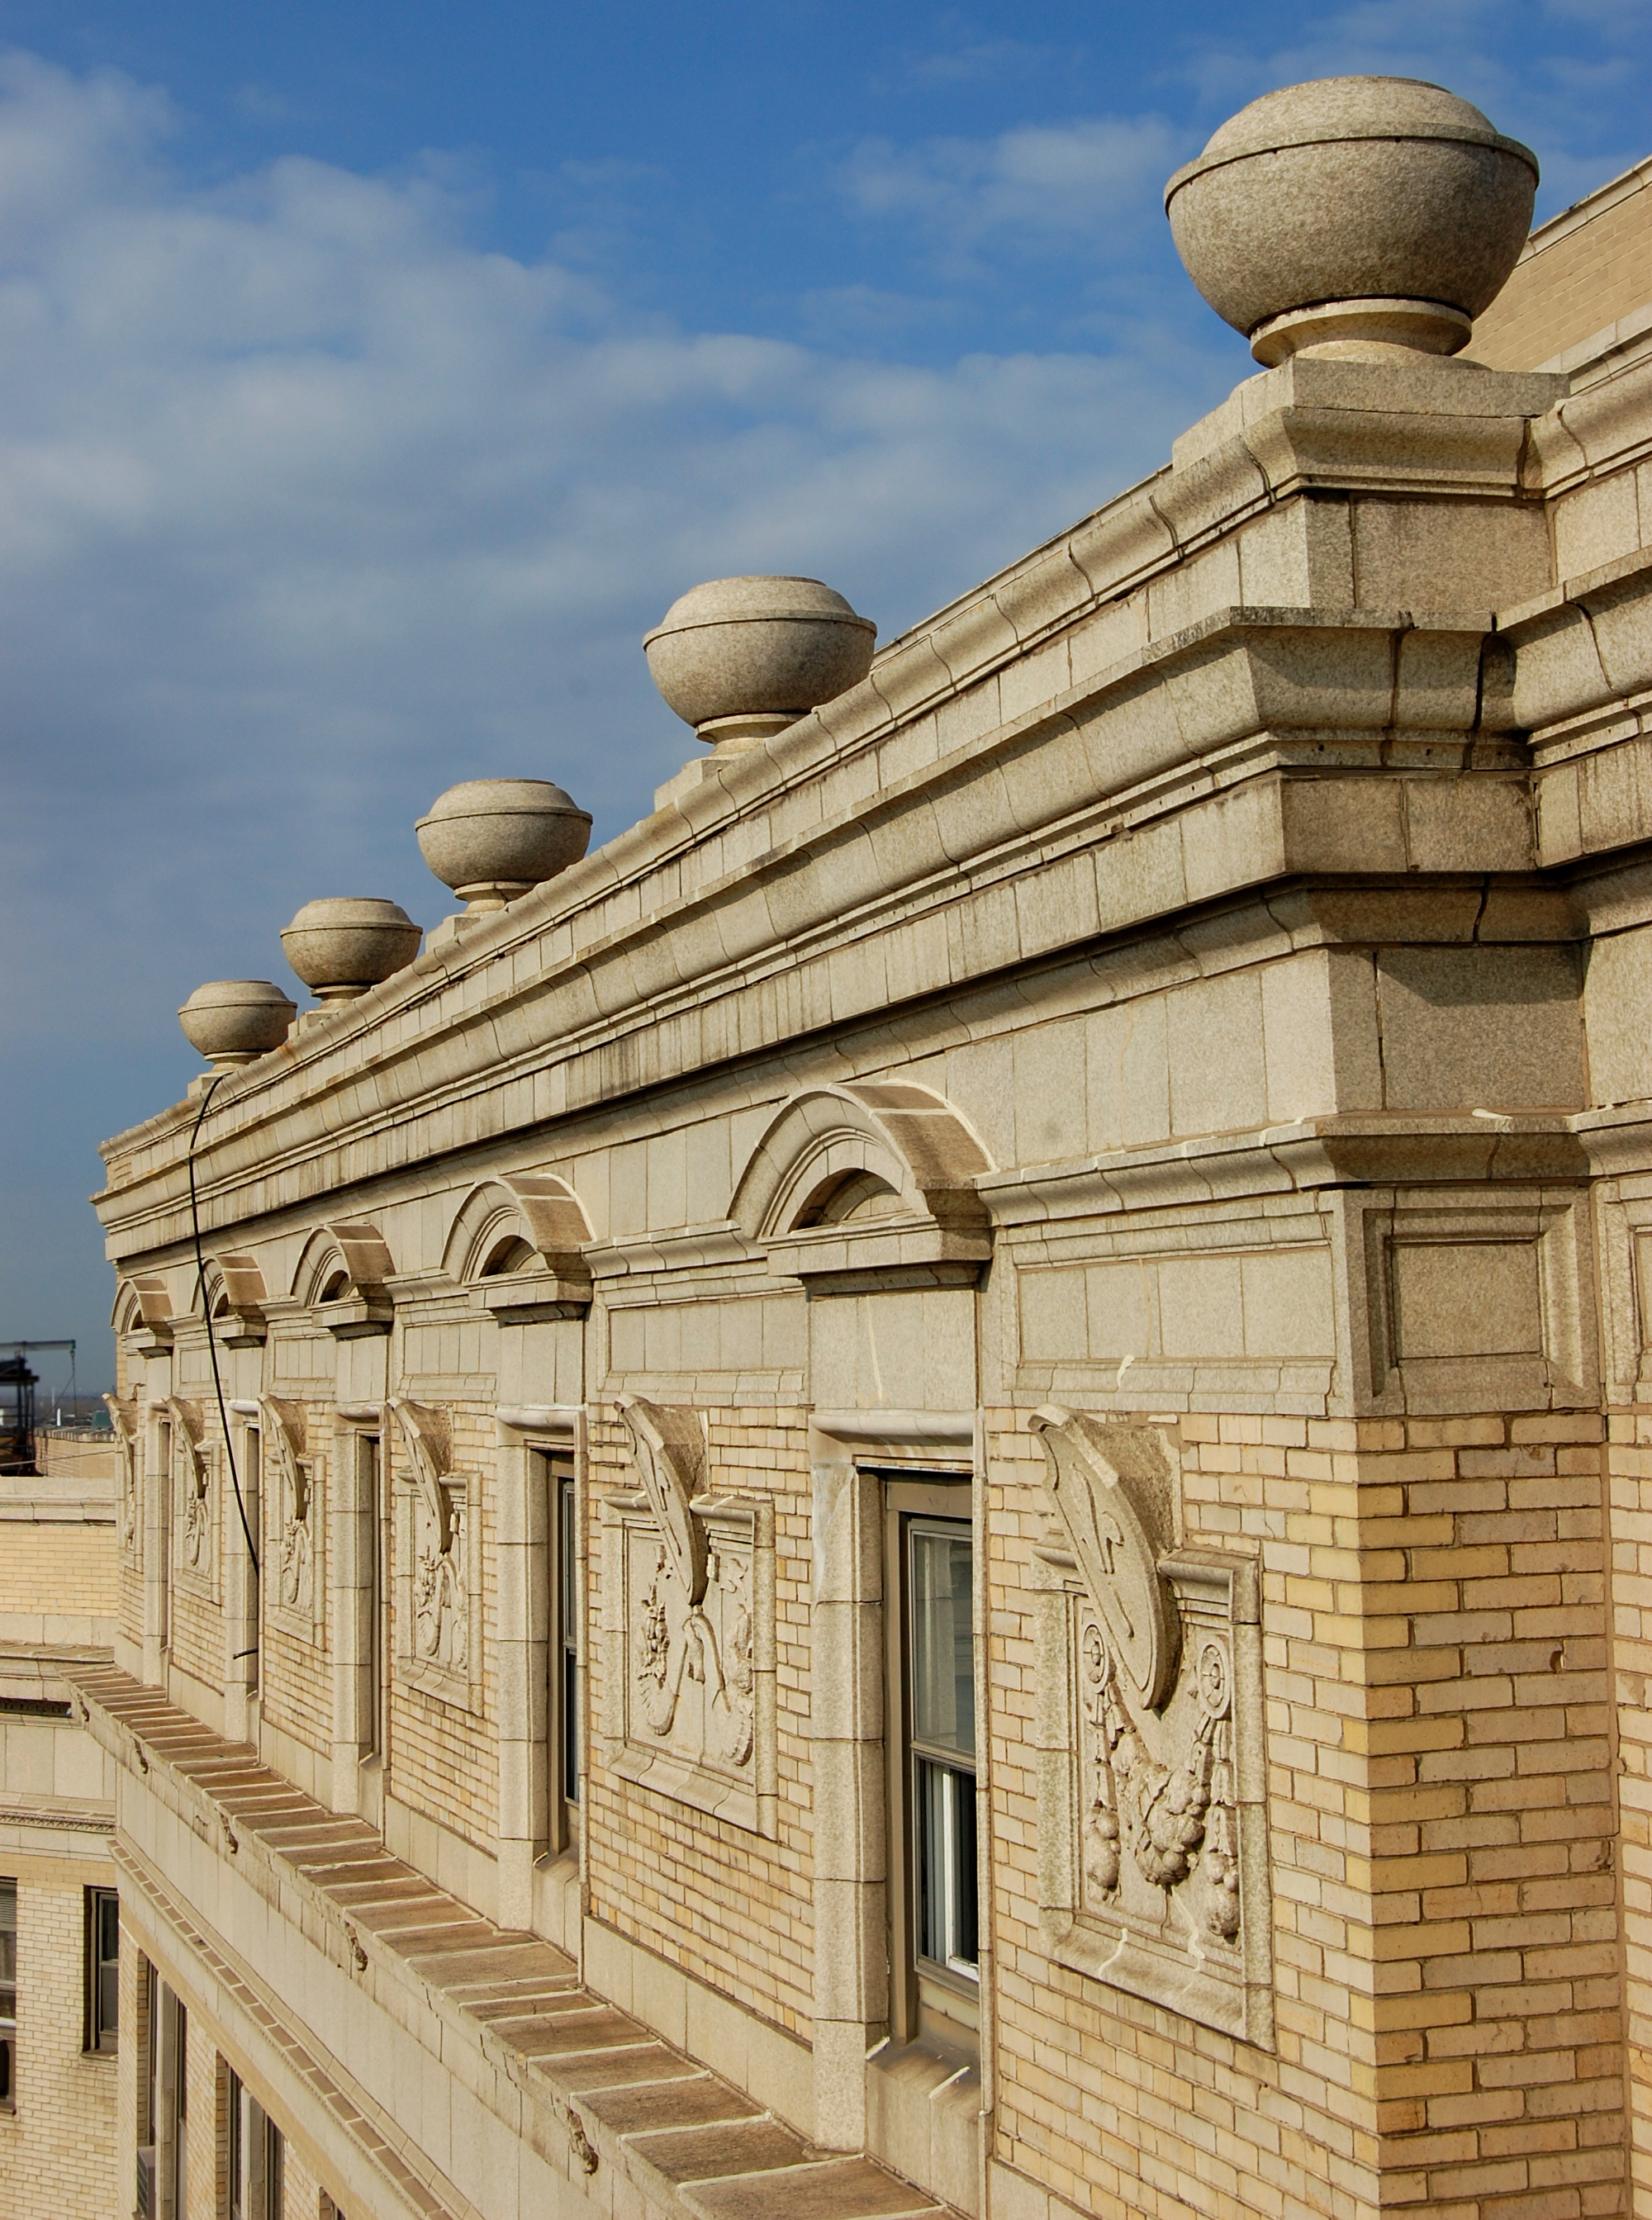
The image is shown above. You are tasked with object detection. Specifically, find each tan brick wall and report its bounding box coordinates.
[1608,1408,1652,2220]
[585,1407,817,2040]
[986,1406,1624,2220]
[0,1868,118,2219]
[1474,164,1652,370]
[0,1527,116,1620]
[256,1399,335,1770]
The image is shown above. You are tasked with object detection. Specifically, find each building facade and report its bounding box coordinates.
[73,78,1652,2220]
[0,1447,122,2216]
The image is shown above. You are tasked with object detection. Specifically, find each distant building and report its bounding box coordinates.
[0,1440,121,2216]
[53,76,1652,2220]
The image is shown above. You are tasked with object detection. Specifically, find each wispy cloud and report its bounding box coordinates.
[842,113,1186,273]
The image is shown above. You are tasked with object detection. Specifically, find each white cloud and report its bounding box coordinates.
[0,50,1236,1081]
[842,114,1186,268]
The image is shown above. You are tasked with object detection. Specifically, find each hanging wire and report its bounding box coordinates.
[188,1074,259,1576]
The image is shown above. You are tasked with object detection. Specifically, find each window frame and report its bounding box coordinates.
[881,1473,980,2051]
[84,1884,119,2054]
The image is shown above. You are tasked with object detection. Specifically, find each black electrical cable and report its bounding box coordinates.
[188,1073,259,1577]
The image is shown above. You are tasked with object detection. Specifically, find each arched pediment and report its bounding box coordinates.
[197,1252,269,1347]
[441,1174,595,1285]
[730,1082,994,1289]
[112,1273,173,1340]
[290,1221,395,1307]
[291,1221,396,1338]
[731,1082,993,1241]
[197,1252,268,1317]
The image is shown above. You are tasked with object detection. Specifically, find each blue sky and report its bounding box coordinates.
[0,0,1646,1388]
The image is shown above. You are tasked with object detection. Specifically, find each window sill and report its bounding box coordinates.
[866,2034,982,2219]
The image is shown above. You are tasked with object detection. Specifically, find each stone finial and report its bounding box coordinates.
[416,780,593,916]
[1165,76,1538,364]
[643,576,876,758]
[279,898,422,1003]
[177,980,297,1068]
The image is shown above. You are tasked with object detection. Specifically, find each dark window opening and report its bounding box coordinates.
[85,1886,119,2052]
[559,1473,579,1808]
[0,1877,15,2110]
[481,1235,537,1277]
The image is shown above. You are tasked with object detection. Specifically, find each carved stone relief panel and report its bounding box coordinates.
[389,1397,477,1709]
[1029,1407,1272,2047]
[261,1397,320,1642]
[168,1397,216,1601]
[601,1396,776,1837]
[106,1392,140,1562]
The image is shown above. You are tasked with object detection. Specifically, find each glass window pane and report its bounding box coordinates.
[909,1525,975,1761]
[88,1886,119,2052]
[560,1475,580,1805]
[0,1878,16,2109]
[914,1758,978,1976]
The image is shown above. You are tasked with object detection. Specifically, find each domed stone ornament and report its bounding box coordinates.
[178,980,297,1068]
[279,898,422,1003]
[1165,76,1538,363]
[643,576,876,757]
[416,779,593,914]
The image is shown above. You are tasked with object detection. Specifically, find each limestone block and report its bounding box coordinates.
[1279,776,1409,874]
[1552,470,1643,581]
[1167,970,1268,1138]
[993,547,1092,643]
[1082,994,1170,1153]
[1352,496,1550,613]
[1066,487,1175,603]
[807,1287,978,1414]
[1259,950,1340,1122]
[1235,496,1355,607]
[1091,818,1191,938]
[1584,923,1652,1106]
[1391,1237,1542,1356]
[1401,771,1533,872]
[1065,594,1146,694]
[1375,943,1585,1108]
[1013,1022,1089,1166]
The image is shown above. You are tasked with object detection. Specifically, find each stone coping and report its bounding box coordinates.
[69,1663,958,2220]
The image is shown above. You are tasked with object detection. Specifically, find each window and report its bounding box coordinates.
[227,2070,284,2220]
[558,1470,580,1813]
[883,1478,980,2049]
[366,1435,384,1762]
[85,1886,119,2052]
[0,1878,16,2111]
[908,1521,978,1982]
[171,1993,188,2220]
[138,1960,158,2216]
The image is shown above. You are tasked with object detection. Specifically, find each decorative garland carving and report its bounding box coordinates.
[1029,1406,1270,2047]
[259,1397,316,1627]
[105,1393,140,1558]
[388,1397,470,1682]
[605,1396,774,1833]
